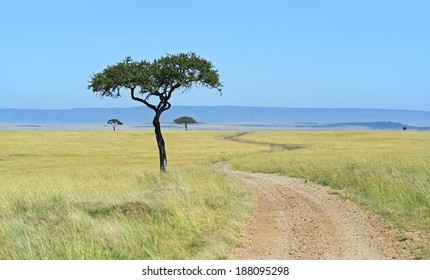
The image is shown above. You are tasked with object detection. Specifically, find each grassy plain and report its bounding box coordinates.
[231,130,430,259]
[0,130,263,259]
[1,130,429,259]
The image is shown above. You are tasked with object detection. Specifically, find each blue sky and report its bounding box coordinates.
[1,0,429,110]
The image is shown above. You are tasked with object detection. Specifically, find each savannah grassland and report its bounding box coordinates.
[0,130,429,259]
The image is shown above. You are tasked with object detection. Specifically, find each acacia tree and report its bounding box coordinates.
[107,119,123,131]
[174,116,197,131]
[88,52,222,172]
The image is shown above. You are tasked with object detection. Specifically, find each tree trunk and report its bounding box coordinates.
[113,126,116,131]
[185,123,188,131]
[153,114,167,172]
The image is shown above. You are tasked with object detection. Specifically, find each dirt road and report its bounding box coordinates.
[214,162,413,260]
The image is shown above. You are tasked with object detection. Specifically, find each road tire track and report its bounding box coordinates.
[214,162,413,260]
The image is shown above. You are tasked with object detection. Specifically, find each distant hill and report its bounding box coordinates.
[1,106,430,129]
[302,121,430,130]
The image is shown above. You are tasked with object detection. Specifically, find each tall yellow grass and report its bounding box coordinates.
[0,130,258,259]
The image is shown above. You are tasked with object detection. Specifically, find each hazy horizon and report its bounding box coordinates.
[2,106,430,129]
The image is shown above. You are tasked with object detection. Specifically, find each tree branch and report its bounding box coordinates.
[161,101,171,112]
[131,88,156,111]
[166,83,181,100]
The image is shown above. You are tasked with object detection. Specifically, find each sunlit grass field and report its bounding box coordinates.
[1,129,429,259]
[0,130,263,259]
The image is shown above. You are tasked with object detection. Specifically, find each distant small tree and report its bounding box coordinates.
[107,119,123,131]
[403,126,407,131]
[174,116,197,131]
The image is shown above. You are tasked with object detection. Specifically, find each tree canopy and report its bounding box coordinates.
[88,52,222,172]
[174,116,197,131]
[88,52,222,104]
[107,119,123,131]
